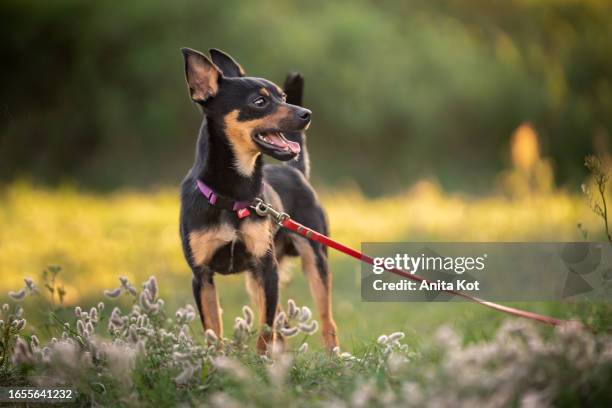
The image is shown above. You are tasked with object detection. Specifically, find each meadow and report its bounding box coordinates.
[1,180,612,406]
[0,179,606,340]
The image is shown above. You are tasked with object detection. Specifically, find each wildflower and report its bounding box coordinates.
[104,288,122,299]
[16,307,23,317]
[234,317,249,332]
[298,342,309,354]
[210,392,241,408]
[89,307,98,322]
[351,380,375,408]
[339,352,353,359]
[102,341,137,386]
[267,353,293,386]
[205,329,219,344]
[138,290,158,314]
[31,334,40,348]
[280,326,299,337]
[12,337,34,365]
[389,332,405,342]
[109,308,124,330]
[298,320,318,335]
[128,325,138,343]
[8,288,27,301]
[213,356,250,381]
[377,335,388,345]
[2,303,8,312]
[172,351,190,361]
[174,363,198,385]
[77,320,85,336]
[86,322,95,337]
[387,351,408,374]
[24,277,36,291]
[146,276,158,299]
[273,311,286,330]
[97,302,105,311]
[331,346,340,356]
[13,318,26,331]
[74,306,82,317]
[287,299,298,319]
[299,306,312,323]
[242,306,254,328]
[434,325,460,350]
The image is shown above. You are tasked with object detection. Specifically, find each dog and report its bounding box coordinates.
[179,48,338,353]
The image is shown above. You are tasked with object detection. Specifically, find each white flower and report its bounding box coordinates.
[273,311,286,330]
[298,320,318,335]
[377,335,388,345]
[389,332,405,342]
[280,326,299,337]
[104,288,122,298]
[242,306,254,328]
[205,329,219,344]
[298,343,309,354]
[287,299,298,319]
[299,306,312,323]
[174,363,197,385]
[213,356,250,381]
[267,353,293,386]
[146,276,158,299]
[8,288,27,301]
[13,319,26,331]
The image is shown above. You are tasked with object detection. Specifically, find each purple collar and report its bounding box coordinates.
[196,179,253,218]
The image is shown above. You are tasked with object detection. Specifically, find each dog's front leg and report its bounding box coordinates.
[245,254,281,354]
[192,270,223,341]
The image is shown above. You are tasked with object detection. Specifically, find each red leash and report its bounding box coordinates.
[251,198,565,326]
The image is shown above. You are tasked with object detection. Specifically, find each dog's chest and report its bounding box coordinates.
[188,217,272,271]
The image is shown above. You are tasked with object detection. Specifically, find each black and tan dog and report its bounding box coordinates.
[179,48,338,352]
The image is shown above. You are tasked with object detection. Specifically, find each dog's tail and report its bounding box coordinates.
[283,72,310,179]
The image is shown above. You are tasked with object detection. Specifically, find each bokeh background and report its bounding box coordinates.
[1,0,611,347]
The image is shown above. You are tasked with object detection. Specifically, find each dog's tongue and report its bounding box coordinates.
[268,133,301,154]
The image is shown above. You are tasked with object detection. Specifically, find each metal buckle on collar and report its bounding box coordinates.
[251,198,290,225]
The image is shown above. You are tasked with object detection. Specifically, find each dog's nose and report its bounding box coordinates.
[297,108,311,123]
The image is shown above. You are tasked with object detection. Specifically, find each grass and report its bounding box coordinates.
[1,181,611,406]
[0,181,606,347]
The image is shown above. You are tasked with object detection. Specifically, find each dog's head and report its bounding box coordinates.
[181,48,311,170]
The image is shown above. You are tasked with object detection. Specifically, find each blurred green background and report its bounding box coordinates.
[2,0,611,194]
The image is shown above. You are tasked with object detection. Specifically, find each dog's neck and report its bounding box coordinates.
[194,117,264,201]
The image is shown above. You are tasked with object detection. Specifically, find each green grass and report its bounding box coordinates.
[0,181,604,348]
[1,182,611,406]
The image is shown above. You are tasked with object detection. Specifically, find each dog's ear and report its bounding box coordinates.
[181,47,222,102]
[283,72,304,106]
[209,48,245,78]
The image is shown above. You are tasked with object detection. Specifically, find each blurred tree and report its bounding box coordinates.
[0,0,610,194]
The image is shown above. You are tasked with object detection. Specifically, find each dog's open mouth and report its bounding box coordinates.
[253,131,301,155]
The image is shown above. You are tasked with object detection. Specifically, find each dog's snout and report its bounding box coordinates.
[297,108,311,123]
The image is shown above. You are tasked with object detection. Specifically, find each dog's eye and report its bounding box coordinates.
[252,96,267,108]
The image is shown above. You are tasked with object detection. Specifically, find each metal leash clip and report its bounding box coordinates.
[251,198,290,225]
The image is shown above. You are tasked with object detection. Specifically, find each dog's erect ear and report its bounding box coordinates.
[209,48,245,78]
[181,47,222,102]
[283,72,304,106]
